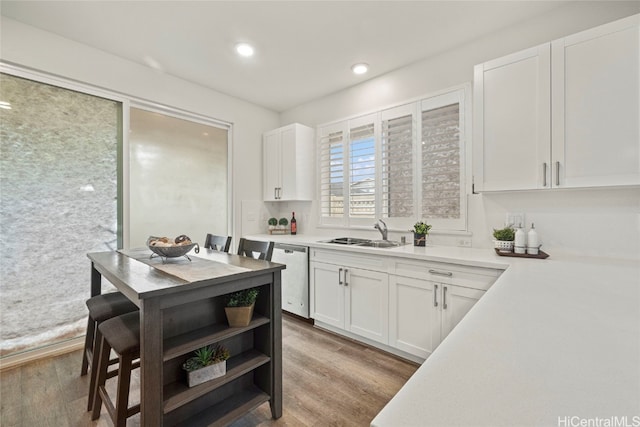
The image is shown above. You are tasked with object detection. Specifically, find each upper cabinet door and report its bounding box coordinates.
[473,44,551,191]
[279,126,297,200]
[263,123,314,201]
[263,130,282,201]
[552,15,640,188]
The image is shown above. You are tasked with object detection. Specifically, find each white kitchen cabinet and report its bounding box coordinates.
[310,249,389,345]
[473,44,551,191]
[474,14,640,192]
[551,14,640,188]
[311,261,389,344]
[263,123,314,201]
[310,261,344,329]
[439,284,485,340]
[388,275,440,358]
[389,259,499,359]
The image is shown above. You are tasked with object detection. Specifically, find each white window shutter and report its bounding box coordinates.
[318,122,347,224]
[381,103,416,220]
[348,114,377,221]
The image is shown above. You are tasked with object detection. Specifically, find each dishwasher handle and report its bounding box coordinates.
[273,243,308,254]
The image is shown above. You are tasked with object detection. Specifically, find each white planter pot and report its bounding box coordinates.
[186,360,226,387]
[493,240,514,252]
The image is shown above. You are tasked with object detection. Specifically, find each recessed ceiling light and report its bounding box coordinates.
[351,63,369,75]
[235,43,255,57]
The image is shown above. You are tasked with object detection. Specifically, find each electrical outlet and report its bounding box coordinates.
[458,239,472,247]
[506,213,525,228]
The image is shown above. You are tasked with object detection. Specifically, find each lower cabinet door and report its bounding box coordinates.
[440,284,485,341]
[345,267,389,344]
[389,275,440,358]
[310,262,344,329]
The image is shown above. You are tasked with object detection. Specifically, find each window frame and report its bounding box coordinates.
[317,83,471,232]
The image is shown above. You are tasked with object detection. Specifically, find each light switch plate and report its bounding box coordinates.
[506,213,525,228]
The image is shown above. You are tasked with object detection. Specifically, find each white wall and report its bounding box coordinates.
[0,16,280,246]
[279,2,640,259]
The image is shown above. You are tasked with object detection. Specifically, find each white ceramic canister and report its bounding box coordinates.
[514,224,526,254]
[527,223,539,255]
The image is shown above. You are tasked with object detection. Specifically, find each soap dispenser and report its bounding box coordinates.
[514,224,526,254]
[527,223,539,255]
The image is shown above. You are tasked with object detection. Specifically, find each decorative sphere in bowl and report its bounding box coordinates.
[147,236,200,259]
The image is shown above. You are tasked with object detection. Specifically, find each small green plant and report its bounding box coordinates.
[493,226,515,241]
[278,217,288,226]
[268,217,278,226]
[225,288,259,307]
[182,344,230,372]
[411,221,432,235]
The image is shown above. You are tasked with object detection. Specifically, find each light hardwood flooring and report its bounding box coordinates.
[0,315,418,426]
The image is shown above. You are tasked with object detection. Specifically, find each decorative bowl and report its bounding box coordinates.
[147,236,200,260]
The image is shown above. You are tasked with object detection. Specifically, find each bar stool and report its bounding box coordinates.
[237,238,274,261]
[91,311,141,426]
[82,292,138,410]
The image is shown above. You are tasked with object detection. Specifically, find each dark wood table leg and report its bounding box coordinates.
[270,271,283,419]
[140,297,163,426]
[91,263,102,297]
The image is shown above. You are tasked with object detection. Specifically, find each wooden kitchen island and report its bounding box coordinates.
[87,248,284,426]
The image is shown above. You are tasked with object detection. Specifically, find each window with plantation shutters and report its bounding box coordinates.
[349,120,376,219]
[381,105,414,218]
[317,84,469,231]
[319,125,345,219]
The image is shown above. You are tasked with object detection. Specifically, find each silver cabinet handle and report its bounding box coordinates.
[555,162,560,186]
[274,187,278,199]
[443,286,448,310]
[338,268,343,285]
[434,284,438,307]
[278,187,281,199]
[429,269,453,277]
[344,269,349,286]
[543,163,548,187]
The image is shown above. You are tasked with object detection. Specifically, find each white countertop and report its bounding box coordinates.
[248,234,640,425]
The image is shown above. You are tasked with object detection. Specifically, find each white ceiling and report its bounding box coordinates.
[1,1,572,112]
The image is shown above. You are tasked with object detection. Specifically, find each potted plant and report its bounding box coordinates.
[267,217,278,231]
[182,344,230,387]
[493,225,515,252]
[277,217,288,230]
[411,221,432,246]
[224,287,259,327]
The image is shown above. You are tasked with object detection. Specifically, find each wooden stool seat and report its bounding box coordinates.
[86,292,138,323]
[92,311,141,426]
[82,292,138,411]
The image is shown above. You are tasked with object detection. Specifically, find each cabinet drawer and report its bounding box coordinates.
[310,249,388,272]
[392,259,501,291]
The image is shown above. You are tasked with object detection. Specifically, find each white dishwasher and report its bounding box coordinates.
[271,243,309,318]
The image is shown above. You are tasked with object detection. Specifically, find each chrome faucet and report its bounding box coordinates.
[374,219,388,240]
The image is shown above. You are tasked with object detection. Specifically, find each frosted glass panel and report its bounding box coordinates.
[129,108,228,248]
[0,73,120,357]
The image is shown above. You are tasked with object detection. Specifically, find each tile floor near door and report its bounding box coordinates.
[0,315,418,426]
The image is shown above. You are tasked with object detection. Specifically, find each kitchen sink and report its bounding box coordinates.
[357,240,403,248]
[323,237,372,245]
[321,237,403,248]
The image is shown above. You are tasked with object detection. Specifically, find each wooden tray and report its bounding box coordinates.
[494,248,549,259]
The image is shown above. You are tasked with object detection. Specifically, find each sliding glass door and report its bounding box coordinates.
[0,72,121,357]
[128,107,229,248]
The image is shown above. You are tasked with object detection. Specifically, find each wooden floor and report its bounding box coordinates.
[0,315,418,426]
